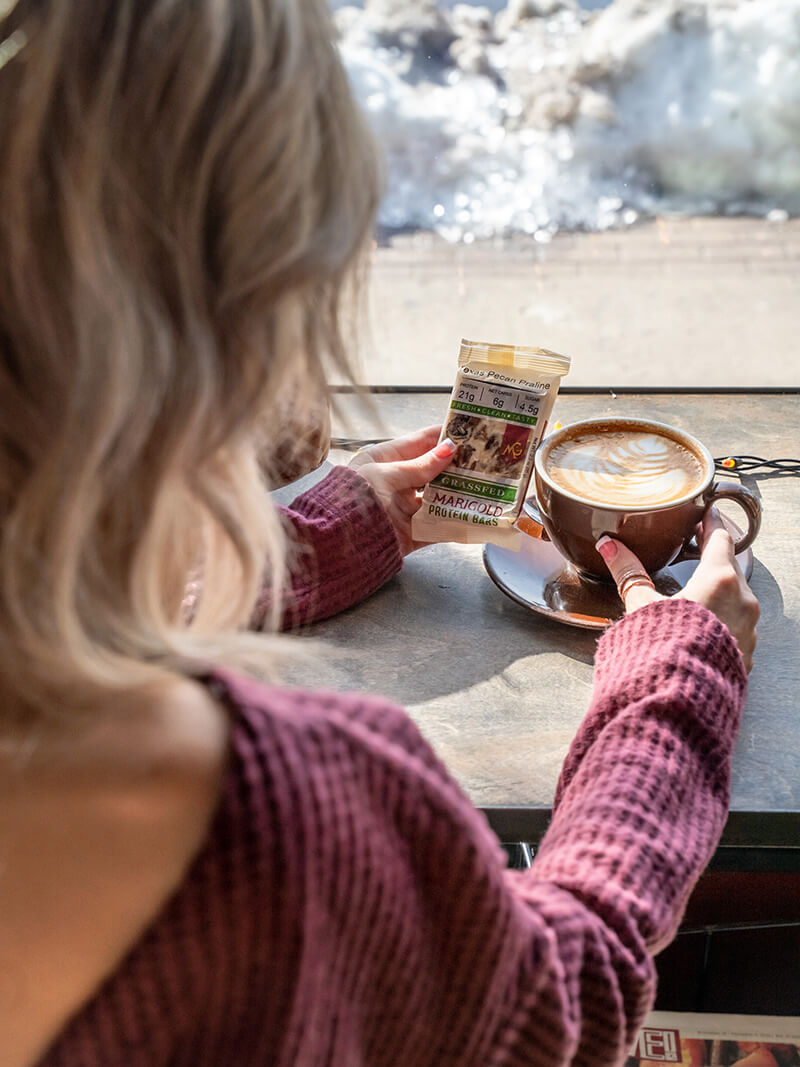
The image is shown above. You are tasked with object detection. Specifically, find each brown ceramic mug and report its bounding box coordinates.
[526,417,761,580]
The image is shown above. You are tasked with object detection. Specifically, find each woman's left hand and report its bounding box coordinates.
[349,425,456,555]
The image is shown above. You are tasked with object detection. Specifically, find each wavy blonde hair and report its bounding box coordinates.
[0,0,379,721]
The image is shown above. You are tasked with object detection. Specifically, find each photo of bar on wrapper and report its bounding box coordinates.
[412,339,571,548]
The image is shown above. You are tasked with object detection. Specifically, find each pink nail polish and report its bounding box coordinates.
[434,437,456,459]
[595,535,618,561]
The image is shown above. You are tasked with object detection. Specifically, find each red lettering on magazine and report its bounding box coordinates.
[634,1027,682,1062]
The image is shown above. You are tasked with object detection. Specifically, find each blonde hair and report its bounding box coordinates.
[0,0,379,722]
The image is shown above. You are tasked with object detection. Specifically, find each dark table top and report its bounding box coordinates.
[279,391,800,870]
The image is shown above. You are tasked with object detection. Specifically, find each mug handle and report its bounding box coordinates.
[677,480,761,561]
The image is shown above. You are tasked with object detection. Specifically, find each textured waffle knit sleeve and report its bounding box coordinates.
[38,599,747,1067]
[251,466,403,630]
[524,598,747,1063]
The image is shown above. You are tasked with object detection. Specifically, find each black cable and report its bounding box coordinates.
[715,455,800,475]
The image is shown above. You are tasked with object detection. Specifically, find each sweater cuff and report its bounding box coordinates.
[278,466,403,628]
[594,598,747,712]
[553,598,748,808]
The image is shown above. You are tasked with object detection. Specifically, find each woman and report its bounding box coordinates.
[0,2,758,1065]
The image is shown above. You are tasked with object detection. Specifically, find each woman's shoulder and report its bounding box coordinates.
[0,677,231,1067]
[202,667,500,869]
[205,666,445,782]
[23,674,425,1063]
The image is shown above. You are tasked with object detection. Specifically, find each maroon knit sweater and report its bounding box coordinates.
[38,467,746,1066]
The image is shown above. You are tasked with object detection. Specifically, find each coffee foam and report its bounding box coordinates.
[545,426,705,506]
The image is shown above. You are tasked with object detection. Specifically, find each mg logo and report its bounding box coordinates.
[633,1028,682,1062]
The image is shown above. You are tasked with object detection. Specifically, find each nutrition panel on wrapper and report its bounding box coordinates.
[412,339,571,548]
[450,377,543,424]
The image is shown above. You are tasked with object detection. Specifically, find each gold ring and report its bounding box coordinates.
[618,572,656,600]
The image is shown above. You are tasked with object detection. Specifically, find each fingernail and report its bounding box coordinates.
[595,535,618,561]
[434,437,456,459]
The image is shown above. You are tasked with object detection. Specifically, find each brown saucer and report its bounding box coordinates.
[483,500,754,630]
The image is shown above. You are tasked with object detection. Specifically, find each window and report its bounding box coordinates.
[333,0,799,388]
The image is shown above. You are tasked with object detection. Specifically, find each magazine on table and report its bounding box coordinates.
[627,1012,800,1066]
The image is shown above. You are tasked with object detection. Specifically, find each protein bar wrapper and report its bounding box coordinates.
[412,339,570,548]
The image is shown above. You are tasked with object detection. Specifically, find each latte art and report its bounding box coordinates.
[545,429,705,506]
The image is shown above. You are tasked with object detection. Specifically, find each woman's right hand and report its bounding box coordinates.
[596,508,760,672]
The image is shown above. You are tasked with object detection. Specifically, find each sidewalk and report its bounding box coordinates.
[356,217,800,389]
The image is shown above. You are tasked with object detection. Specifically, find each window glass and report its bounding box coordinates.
[332,0,799,388]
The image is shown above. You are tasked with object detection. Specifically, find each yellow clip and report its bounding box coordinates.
[721,457,736,469]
